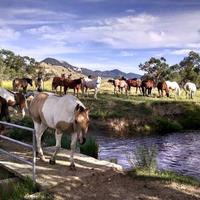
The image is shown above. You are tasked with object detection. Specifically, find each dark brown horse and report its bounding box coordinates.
[0,96,11,122]
[13,78,33,93]
[63,77,83,97]
[157,81,169,97]
[141,80,154,96]
[126,78,142,94]
[52,74,72,94]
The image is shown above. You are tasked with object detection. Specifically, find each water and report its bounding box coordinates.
[96,131,200,180]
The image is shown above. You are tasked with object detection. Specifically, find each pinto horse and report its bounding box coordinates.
[126,78,142,94]
[157,81,169,97]
[13,78,33,93]
[29,93,89,169]
[0,88,26,118]
[141,80,154,96]
[184,82,196,99]
[63,77,83,97]
[82,76,102,99]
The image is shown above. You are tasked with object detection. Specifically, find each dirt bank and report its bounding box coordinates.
[35,169,200,200]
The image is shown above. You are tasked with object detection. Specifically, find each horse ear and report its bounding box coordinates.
[85,108,90,114]
[75,104,85,112]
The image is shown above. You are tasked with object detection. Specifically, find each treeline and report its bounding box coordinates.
[139,51,200,87]
[0,49,38,81]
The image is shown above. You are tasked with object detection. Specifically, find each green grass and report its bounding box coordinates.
[0,176,37,200]
[128,168,200,187]
[3,79,200,135]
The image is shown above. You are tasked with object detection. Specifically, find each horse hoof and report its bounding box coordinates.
[39,155,46,162]
[49,159,56,165]
[69,164,76,171]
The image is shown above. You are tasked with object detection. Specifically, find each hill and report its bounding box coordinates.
[41,57,141,78]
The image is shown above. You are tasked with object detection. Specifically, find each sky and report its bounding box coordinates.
[0,0,200,75]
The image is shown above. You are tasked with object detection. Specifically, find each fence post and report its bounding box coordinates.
[32,129,36,183]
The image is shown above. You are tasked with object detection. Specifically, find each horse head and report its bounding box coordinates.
[96,76,102,85]
[27,78,33,86]
[74,104,89,145]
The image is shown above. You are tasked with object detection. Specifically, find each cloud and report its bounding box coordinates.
[0,27,20,41]
[25,11,200,51]
[0,8,77,26]
[171,49,200,55]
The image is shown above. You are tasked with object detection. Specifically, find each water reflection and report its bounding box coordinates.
[97,132,200,180]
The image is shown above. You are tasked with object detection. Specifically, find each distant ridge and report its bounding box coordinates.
[41,57,141,79]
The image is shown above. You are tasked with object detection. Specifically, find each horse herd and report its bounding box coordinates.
[0,75,197,169]
[108,77,197,100]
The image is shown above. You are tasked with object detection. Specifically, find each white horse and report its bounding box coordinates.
[82,76,101,99]
[184,82,197,99]
[29,93,89,169]
[0,87,26,117]
[165,81,181,98]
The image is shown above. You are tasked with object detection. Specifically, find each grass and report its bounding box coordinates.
[0,176,37,200]
[129,168,200,187]
[128,144,200,187]
[3,79,200,136]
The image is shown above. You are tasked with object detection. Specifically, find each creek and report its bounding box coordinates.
[96,131,200,180]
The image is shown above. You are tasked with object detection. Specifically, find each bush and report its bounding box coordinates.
[128,145,157,175]
[80,136,99,159]
[153,118,182,134]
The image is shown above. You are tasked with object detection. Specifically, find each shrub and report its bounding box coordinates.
[153,118,182,134]
[128,145,157,175]
[80,136,99,159]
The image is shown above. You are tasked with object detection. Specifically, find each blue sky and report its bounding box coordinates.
[0,0,200,75]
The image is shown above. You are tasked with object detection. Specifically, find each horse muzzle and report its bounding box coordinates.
[79,137,86,145]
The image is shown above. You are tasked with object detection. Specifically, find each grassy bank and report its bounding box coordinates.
[2,79,200,136]
[128,168,200,187]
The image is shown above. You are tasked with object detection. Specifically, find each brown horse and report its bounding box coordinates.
[157,81,169,97]
[52,74,72,94]
[126,78,142,94]
[13,78,33,93]
[108,79,128,95]
[141,80,154,96]
[0,96,11,122]
[63,77,83,97]
[35,78,43,92]
[0,88,27,118]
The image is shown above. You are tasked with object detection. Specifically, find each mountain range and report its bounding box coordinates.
[41,57,141,79]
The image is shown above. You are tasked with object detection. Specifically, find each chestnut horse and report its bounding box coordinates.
[141,80,154,96]
[126,78,142,94]
[52,74,72,94]
[13,78,33,93]
[157,81,169,97]
[63,77,83,97]
[108,79,128,95]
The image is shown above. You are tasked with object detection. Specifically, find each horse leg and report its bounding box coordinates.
[94,88,98,99]
[49,129,63,165]
[34,122,47,161]
[70,132,78,170]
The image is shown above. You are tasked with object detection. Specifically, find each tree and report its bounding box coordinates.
[169,51,200,86]
[0,49,37,79]
[139,57,170,84]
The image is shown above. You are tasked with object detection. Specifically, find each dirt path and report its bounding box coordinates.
[44,169,200,200]
[1,137,200,200]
